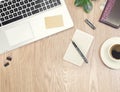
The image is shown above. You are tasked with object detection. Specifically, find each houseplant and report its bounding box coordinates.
[74,0,93,13]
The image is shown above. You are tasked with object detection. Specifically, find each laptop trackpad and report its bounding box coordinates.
[5,23,34,46]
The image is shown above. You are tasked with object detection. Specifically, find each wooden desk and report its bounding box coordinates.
[0,0,120,92]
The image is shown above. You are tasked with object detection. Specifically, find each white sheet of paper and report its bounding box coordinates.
[64,29,94,66]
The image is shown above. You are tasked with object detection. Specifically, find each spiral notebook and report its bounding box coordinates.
[99,0,120,28]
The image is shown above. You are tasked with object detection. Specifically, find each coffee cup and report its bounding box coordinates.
[108,44,120,62]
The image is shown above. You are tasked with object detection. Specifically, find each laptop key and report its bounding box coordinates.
[31,2,35,5]
[5,16,9,20]
[27,3,31,7]
[30,7,34,11]
[7,6,11,10]
[35,0,43,4]
[32,9,39,14]
[9,14,13,18]
[26,8,30,12]
[0,4,3,8]
[1,13,5,16]
[13,13,17,17]
[43,7,46,10]
[18,6,22,10]
[4,3,7,6]
[0,9,2,13]
[39,8,43,11]
[27,12,32,16]
[3,7,7,11]
[22,10,26,14]
[11,4,15,8]
[12,0,16,3]
[41,3,45,6]
[23,14,27,18]
[2,16,23,25]
[0,18,4,22]
[20,1,24,5]
[50,4,54,7]
[5,11,9,15]
[35,4,41,9]
[10,10,14,13]
[47,5,50,9]
[8,1,12,5]
[18,11,22,15]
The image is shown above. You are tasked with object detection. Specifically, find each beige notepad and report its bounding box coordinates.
[45,15,64,29]
[64,29,94,66]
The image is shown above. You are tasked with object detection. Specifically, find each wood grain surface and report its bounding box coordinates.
[0,0,120,92]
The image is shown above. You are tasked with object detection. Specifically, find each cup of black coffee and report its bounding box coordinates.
[108,44,120,62]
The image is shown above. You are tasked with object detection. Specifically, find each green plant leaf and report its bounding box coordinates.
[83,0,93,13]
[74,0,84,7]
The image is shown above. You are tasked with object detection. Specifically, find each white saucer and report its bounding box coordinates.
[100,37,120,69]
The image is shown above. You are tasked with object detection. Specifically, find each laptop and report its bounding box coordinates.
[0,0,73,54]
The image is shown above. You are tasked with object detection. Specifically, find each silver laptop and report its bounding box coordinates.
[0,0,73,54]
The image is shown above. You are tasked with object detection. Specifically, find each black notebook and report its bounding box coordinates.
[99,0,120,28]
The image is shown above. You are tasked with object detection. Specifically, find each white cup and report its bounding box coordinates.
[108,44,120,62]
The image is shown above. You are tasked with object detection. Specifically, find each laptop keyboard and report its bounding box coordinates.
[0,0,61,27]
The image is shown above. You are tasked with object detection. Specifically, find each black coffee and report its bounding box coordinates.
[112,50,120,59]
[111,44,120,60]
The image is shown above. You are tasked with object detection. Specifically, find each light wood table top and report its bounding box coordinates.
[0,0,120,92]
